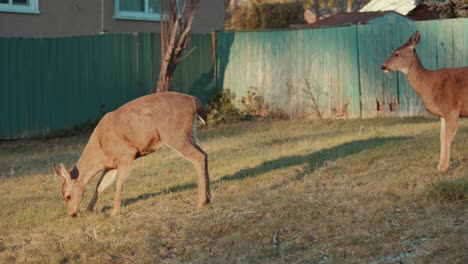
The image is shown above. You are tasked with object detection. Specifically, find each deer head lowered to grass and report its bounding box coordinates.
[52,92,211,217]
[381,31,468,172]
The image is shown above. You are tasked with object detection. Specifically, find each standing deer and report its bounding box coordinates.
[381,31,468,172]
[52,92,211,217]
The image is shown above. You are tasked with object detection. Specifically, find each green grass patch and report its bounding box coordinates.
[424,178,468,202]
[0,117,467,263]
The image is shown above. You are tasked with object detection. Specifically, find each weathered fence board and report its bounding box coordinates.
[216,27,361,119]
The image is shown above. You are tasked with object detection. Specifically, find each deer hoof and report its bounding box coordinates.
[197,200,210,208]
[437,163,449,173]
[110,209,120,217]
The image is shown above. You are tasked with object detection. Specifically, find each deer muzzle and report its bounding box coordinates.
[69,209,80,218]
[381,65,390,72]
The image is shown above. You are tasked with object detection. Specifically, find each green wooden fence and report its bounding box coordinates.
[216,17,468,119]
[1,18,468,139]
[217,27,361,119]
[0,33,215,139]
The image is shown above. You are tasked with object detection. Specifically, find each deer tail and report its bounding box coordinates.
[195,98,207,126]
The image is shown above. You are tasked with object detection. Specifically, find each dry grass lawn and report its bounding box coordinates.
[0,117,467,263]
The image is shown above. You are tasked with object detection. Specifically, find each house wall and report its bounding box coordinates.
[0,0,224,38]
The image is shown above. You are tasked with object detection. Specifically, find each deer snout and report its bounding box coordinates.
[381,65,390,72]
[69,209,80,218]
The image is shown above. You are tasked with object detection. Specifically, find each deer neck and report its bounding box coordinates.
[72,137,104,186]
[404,51,430,97]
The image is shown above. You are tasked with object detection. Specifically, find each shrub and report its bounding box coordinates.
[238,88,270,118]
[206,89,245,125]
[206,88,288,125]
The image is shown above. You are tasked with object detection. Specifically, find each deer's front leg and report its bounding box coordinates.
[437,114,459,173]
[88,169,118,211]
[111,159,133,216]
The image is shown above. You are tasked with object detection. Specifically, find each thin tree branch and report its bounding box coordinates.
[156,0,199,93]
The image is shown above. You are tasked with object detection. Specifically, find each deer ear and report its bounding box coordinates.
[52,163,61,175]
[404,31,421,50]
[411,31,421,47]
[52,163,71,183]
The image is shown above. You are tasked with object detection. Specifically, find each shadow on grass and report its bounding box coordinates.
[122,182,197,207]
[122,136,410,207]
[219,136,410,182]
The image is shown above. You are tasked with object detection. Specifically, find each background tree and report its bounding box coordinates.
[157,0,199,93]
[225,0,304,30]
[417,0,468,18]
[303,0,369,20]
[225,0,372,30]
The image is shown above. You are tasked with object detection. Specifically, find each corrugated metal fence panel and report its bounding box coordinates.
[0,35,143,139]
[137,33,159,95]
[357,23,401,118]
[216,27,361,119]
[453,19,468,68]
[171,33,216,104]
[334,26,360,119]
[0,33,214,139]
[135,33,216,103]
[217,17,468,119]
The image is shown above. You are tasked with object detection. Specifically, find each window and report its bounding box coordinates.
[0,0,39,14]
[114,0,162,21]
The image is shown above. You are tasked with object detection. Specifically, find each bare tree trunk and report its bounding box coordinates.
[156,0,199,93]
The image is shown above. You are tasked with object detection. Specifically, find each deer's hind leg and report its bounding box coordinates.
[165,137,211,208]
[437,113,459,173]
[87,169,118,211]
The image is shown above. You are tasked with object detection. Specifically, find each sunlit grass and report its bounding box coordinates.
[0,117,467,263]
[424,178,468,202]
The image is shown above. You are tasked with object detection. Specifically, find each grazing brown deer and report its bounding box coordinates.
[52,92,211,217]
[381,31,468,172]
